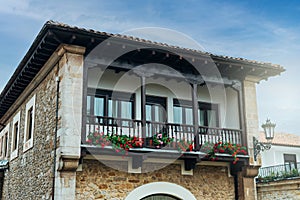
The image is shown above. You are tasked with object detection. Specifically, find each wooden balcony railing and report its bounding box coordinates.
[83,115,243,149]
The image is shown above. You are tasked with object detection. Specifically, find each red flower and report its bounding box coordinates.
[189,144,193,151]
[86,139,92,144]
[219,149,225,153]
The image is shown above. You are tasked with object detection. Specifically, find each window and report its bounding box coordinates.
[173,99,219,127]
[0,124,9,159]
[125,182,196,200]
[198,102,218,127]
[11,111,20,160]
[87,89,135,123]
[284,154,297,171]
[4,132,8,158]
[12,122,18,151]
[23,95,36,152]
[173,100,193,125]
[146,96,167,123]
[142,194,180,200]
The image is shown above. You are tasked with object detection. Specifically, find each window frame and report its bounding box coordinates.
[87,88,135,119]
[146,95,167,123]
[23,95,36,152]
[284,154,297,171]
[173,99,219,127]
[0,124,10,160]
[11,111,20,161]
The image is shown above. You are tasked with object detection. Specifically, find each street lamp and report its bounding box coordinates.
[253,119,276,161]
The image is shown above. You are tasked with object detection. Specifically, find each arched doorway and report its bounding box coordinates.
[125,182,197,200]
[141,194,180,200]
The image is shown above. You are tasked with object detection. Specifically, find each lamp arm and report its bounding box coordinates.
[253,137,272,161]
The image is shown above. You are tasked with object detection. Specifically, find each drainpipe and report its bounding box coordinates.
[52,75,60,200]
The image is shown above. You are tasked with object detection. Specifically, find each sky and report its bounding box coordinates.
[0,0,299,135]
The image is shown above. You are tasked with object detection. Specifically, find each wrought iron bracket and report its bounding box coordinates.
[253,137,271,161]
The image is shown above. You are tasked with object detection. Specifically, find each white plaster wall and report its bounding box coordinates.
[87,68,240,129]
[261,145,300,167]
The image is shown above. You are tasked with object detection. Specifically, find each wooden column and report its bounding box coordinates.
[140,76,146,147]
[191,83,200,150]
[232,81,247,146]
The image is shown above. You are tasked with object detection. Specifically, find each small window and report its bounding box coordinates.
[11,111,20,160]
[12,122,18,151]
[0,124,9,159]
[4,132,8,158]
[0,137,2,158]
[23,95,36,152]
[284,154,297,171]
[26,107,33,140]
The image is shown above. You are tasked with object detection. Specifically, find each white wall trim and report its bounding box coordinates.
[125,182,197,200]
[10,111,20,161]
[0,124,10,159]
[23,94,36,152]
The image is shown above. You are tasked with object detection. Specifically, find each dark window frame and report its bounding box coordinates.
[146,95,168,123]
[4,132,8,157]
[87,88,135,119]
[141,193,180,200]
[13,121,18,151]
[26,106,34,141]
[284,154,297,170]
[173,98,219,127]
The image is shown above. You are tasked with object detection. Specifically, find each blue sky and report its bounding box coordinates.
[0,0,299,134]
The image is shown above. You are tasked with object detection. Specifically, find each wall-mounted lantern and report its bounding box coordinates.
[253,119,276,161]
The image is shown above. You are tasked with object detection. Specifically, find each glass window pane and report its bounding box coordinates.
[121,101,132,119]
[185,108,193,125]
[156,105,165,122]
[199,109,205,126]
[146,105,152,121]
[94,97,104,116]
[108,99,118,118]
[87,96,91,115]
[207,110,217,127]
[173,106,182,124]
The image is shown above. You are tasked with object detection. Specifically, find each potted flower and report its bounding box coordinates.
[202,141,247,164]
[151,133,174,148]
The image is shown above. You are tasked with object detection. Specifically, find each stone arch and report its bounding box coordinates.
[125,182,197,200]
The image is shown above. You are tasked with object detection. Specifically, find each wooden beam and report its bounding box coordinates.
[140,76,146,147]
[192,83,200,150]
[231,81,247,146]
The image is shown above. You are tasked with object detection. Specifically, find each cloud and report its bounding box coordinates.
[0,0,299,134]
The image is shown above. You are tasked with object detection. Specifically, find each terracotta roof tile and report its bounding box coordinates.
[46,20,284,70]
[259,132,300,147]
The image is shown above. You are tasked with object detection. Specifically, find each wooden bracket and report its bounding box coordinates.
[184,158,197,171]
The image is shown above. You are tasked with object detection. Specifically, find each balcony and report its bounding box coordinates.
[257,163,300,183]
[83,66,247,164]
[83,115,243,151]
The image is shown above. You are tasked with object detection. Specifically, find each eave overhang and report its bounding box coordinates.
[0,21,285,121]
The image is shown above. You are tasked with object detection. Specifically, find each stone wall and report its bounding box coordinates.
[76,159,235,200]
[1,64,58,200]
[257,178,300,200]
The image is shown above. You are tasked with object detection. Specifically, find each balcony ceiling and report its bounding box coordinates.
[0,21,285,121]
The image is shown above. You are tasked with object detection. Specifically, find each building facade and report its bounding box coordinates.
[257,133,300,199]
[259,132,300,168]
[0,21,284,199]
